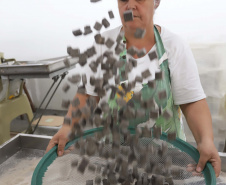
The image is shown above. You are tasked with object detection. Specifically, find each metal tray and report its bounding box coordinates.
[219,152,226,172]
[0,56,78,76]
[0,134,51,185]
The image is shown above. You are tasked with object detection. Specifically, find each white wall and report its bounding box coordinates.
[0,0,226,110]
[155,0,226,43]
[0,0,120,60]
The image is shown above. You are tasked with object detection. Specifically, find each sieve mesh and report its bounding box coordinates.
[42,132,207,185]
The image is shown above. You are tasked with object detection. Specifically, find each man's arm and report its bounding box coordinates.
[180,98,221,176]
[66,93,100,126]
[45,93,99,156]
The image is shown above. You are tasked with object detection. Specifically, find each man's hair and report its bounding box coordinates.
[154,0,161,9]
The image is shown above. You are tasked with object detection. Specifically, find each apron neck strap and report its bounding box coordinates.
[154,25,166,60]
[122,26,166,60]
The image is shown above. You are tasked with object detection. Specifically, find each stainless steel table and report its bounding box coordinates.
[0,56,78,133]
[0,134,52,184]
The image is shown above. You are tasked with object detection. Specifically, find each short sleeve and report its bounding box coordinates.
[167,36,206,105]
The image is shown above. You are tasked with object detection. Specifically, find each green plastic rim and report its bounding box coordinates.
[32,127,216,185]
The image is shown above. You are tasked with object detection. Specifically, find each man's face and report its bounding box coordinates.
[117,0,155,31]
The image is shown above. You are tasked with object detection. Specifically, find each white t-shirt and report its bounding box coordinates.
[79,25,206,105]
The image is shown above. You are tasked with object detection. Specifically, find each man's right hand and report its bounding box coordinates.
[45,125,71,156]
[45,93,99,156]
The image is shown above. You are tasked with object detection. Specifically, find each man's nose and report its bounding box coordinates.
[126,0,137,10]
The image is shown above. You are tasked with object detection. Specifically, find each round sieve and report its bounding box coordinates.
[32,127,216,185]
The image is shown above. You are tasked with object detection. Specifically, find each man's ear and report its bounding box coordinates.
[154,0,161,9]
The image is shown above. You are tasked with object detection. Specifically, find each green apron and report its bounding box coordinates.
[109,26,186,140]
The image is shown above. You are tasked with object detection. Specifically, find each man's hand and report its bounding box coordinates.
[196,139,221,177]
[45,125,71,156]
[45,93,99,157]
[180,99,222,177]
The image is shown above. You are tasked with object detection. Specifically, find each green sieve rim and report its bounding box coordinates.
[32,127,216,185]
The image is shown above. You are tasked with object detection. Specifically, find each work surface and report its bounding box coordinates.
[0,133,226,185]
[0,134,51,185]
[0,149,43,185]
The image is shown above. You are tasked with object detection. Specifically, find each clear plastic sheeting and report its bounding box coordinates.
[191,43,226,99]
[191,43,226,119]
[182,43,226,149]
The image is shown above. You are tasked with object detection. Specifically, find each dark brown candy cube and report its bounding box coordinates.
[165,176,174,185]
[136,109,145,118]
[63,58,70,67]
[115,43,125,55]
[141,69,152,79]
[155,71,164,80]
[63,116,71,126]
[88,164,96,172]
[149,110,159,120]
[90,76,95,86]
[148,51,158,61]
[77,86,86,94]
[163,110,172,120]
[72,109,82,118]
[153,126,162,139]
[89,62,98,73]
[83,25,92,35]
[127,46,137,56]
[147,80,156,88]
[71,159,78,167]
[90,0,101,2]
[61,99,70,109]
[115,75,120,84]
[129,58,137,67]
[94,34,105,44]
[105,38,115,49]
[158,141,168,157]
[151,175,164,185]
[72,29,83,36]
[93,21,102,31]
[142,126,152,138]
[86,180,93,185]
[77,157,89,174]
[123,10,133,22]
[86,46,96,58]
[72,98,80,107]
[116,97,127,107]
[108,10,114,19]
[82,74,87,85]
[62,83,70,93]
[134,28,146,39]
[95,176,101,185]
[68,74,81,84]
[96,165,101,174]
[116,31,124,43]
[167,132,176,141]
[137,48,146,58]
[108,173,117,184]
[102,18,110,28]
[116,60,125,68]
[135,76,143,83]
[158,90,167,99]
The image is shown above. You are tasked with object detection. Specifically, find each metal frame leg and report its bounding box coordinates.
[25,75,61,133]
[31,72,68,133]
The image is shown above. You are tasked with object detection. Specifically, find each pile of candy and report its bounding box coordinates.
[59,1,178,184]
